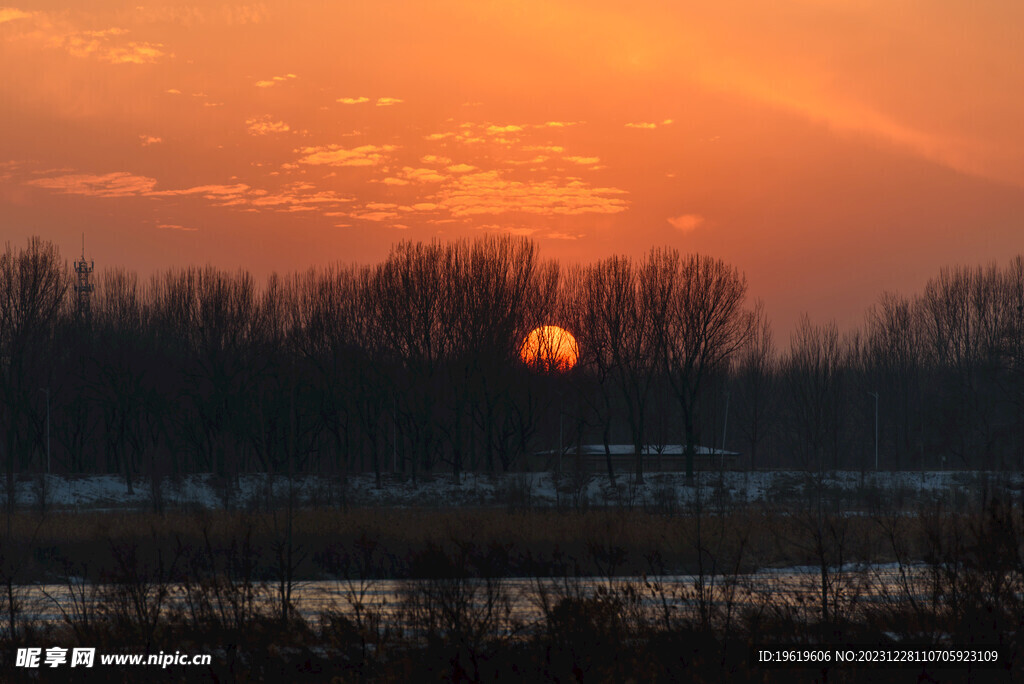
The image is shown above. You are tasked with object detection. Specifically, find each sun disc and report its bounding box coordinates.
[520,325,579,372]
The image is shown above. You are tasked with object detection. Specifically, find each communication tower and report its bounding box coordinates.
[73,234,94,319]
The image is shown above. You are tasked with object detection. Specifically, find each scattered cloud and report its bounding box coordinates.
[295,144,397,166]
[543,121,581,127]
[248,184,354,210]
[667,214,704,232]
[424,132,455,140]
[255,74,297,88]
[139,135,162,146]
[0,8,31,24]
[486,124,524,134]
[420,154,451,164]
[246,116,290,135]
[165,88,181,94]
[26,169,353,215]
[477,224,537,236]
[434,170,628,217]
[564,156,600,165]
[148,183,251,205]
[350,210,400,221]
[52,28,167,64]
[446,163,477,173]
[625,122,658,129]
[26,172,157,197]
[375,97,403,106]
[384,166,446,184]
[129,5,268,26]
[337,96,370,104]
[157,223,197,232]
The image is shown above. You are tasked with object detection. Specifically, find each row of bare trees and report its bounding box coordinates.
[2,237,1024,491]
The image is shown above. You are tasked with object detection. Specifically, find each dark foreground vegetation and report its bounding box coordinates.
[3,235,1024,502]
[2,494,1024,681]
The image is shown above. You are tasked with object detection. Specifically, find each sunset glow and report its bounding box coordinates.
[520,326,579,372]
[3,2,1024,333]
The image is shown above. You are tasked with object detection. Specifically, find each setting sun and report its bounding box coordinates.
[520,325,579,372]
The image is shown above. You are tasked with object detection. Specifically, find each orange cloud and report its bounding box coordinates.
[486,124,524,134]
[296,144,397,166]
[625,122,658,129]
[434,170,628,217]
[246,116,290,135]
[47,27,166,64]
[390,167,446,183]
[26,172,157,197]
[350,210,400,221]
[139,135,162,146]
[157,223,197,232]
[667,214,703,232]
[0,8,31,24]
[337,96,370,104]
[375,97,403,106]
[255,74,297,87]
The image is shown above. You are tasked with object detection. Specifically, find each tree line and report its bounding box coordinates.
[2,236,1023,493]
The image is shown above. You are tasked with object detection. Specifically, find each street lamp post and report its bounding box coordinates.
[868,391,878,471]
[39,388,50,474]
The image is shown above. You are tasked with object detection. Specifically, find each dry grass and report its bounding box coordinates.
[0,505,939,583]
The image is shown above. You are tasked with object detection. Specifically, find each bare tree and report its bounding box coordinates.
[663,253,752,482]
[0,238,68,530]
[732,300,776,469]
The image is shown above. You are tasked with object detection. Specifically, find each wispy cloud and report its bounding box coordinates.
[128,5,268,26]
[139,135,162,146]
[375,97,403,106]
[246,116,290,135]
[434,170,628,217]
[26,172,157,197]
[148,183,251,206]
[667,214,703,232]
[157,223,197,232]
[337,96,370,104]
[53,28,167,64]
[625,122,658,129]
[0,8,31,24]
[379,166,446,184]
[255,73,297,88]
[564,156,600,165]
[26,170,353,215]
[295,144,397,166]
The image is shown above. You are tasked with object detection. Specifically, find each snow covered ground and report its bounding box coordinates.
[3,469,1022,512]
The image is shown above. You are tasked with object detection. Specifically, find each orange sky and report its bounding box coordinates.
[3,1,1024,336]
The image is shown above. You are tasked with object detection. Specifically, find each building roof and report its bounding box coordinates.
[538,444,740,456]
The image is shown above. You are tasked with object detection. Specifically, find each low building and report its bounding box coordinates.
[531,444,740,472]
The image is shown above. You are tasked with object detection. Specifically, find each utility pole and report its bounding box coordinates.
[868,391,879,471]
